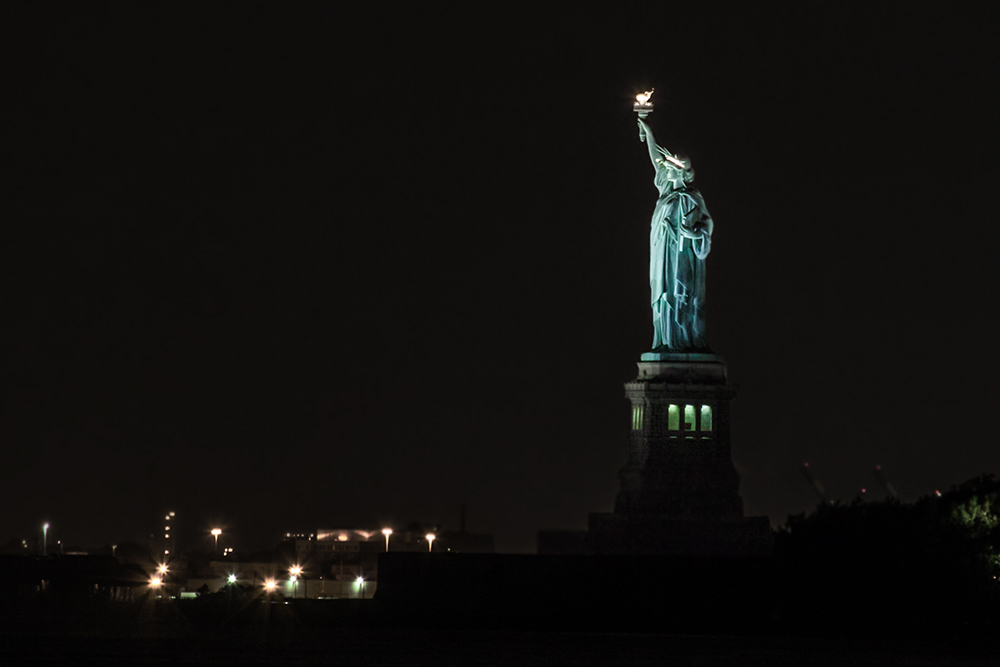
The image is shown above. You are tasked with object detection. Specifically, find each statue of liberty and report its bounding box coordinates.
[637,116,714,351]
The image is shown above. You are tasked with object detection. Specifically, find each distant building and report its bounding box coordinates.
[183,525,495,599]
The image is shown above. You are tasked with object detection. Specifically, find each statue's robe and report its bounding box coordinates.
[649,176,712,350]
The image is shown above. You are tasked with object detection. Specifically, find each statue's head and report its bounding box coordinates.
[675,155,695,183]
[657,149,695,184]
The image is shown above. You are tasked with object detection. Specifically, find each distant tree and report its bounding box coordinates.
[775,474,1000,631]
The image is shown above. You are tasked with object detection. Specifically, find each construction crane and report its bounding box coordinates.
[801,463,828,503]
[873,465,899,499]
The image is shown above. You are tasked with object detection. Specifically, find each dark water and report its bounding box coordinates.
[3,631,998,666]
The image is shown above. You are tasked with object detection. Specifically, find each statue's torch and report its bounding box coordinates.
[634,89,654,142]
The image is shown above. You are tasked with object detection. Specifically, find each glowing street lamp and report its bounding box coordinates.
[355,575,366,599]
[158,564,168,576]
[227,574,237,584]
[150,577,162,588]
[211,528,222,555]
[264,579,276,591]
[382,528,392,552]
[43,523,49,556]
[425,533,436,552]
[289,565,302,599]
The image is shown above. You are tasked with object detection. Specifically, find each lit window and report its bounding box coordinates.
[668,404,679,431]
[700,405,713,431]
[632,405,644,431]
[684,405,696,431]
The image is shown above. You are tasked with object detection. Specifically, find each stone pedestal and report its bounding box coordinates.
[588,352,771,556]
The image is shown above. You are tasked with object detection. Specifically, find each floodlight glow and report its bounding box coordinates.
[211,529,222,536]
[635,89,654,106]
[264,580,276,590]
[228,574,237,583]
[426,533,436,552]
[150,577,161,587]
[158,564,168,575]
[289,576,297,583]
[289,565,301,576]
[356,576,364,585]
[656,153,686,169]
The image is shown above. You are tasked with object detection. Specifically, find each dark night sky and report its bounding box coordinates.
[3,5,998,553]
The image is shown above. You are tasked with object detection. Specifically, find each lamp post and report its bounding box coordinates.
[355,575,365,599]
[42,523,49,556]
[155,564,168,597]
[211,528,222,556]
[425,533,435,553]
[382,527,392,552]
[289,565,302,599]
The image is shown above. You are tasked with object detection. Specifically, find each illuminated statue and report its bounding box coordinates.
[637,116,713,351]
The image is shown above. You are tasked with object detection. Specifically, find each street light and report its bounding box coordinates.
[425,533,435,552]
[382,528,392,552]
[356,575,365,599]
[42,523,49,556]
[289,565,302,599]
[227,574,237,584]
[264,579,276,592]
[211,528,222,555]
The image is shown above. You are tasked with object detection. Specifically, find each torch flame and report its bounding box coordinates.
[635,89,654,106]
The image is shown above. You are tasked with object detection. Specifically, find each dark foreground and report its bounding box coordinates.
[1,598,999,666]
[3,624,999,666]
[3,551,1000,664]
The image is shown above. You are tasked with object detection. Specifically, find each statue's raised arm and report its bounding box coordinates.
[637,118,662,169]
[637,118,681,173]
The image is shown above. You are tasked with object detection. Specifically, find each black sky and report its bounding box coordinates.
[3,5,999,553]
